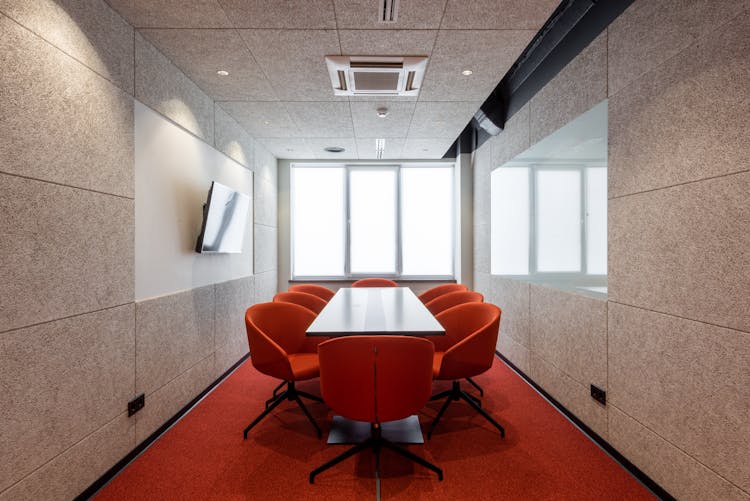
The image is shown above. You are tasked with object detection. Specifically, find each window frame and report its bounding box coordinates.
[492,160,606,281]
[291,162,456,281]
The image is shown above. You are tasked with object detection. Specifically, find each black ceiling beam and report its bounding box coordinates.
[449,0,634,154]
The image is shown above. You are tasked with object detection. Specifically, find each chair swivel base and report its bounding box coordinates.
[244,381,323,439]
[428,380,505,439]
[310,424,442,484]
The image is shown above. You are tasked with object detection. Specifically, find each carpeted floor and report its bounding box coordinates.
[95,358,654,500]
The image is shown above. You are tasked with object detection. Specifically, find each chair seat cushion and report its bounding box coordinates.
[432,352,444,378]
[288,352,320,380]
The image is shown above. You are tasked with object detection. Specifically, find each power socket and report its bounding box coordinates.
[128,394,145,416]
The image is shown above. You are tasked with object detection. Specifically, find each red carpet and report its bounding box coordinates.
[95,359,654,500]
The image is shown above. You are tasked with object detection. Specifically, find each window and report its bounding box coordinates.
[490,164,606,277]
[292,164,455,279]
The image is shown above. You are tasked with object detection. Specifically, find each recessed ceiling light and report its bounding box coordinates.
[324,146,345,153]
[263,120,271,125]
[376,107,389,118]
[461,69,473,76]
[217,70,230,76]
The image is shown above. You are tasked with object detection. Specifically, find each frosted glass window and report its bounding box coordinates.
[401,167,454,276]
[491,167,530,275]
[586,168,607,274]
[536,170,581,272]
[349,169,398,274]
[292,167,345,276]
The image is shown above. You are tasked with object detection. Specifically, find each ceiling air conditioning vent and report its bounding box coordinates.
[326,56,428,97]
[378,0,399,23]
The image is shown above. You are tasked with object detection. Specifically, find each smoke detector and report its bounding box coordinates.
[326,56,428,97]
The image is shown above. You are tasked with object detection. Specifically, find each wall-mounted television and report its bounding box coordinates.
[195,181,250,254]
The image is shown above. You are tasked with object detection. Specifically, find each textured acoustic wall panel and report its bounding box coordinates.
[0,305,135,492]
[0,14,134,197]
[0,174,133,332]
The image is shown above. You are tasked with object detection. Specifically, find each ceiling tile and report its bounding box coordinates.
[334,0,447,29]
[338,29,437,55]
[407,101,481,138]
[138,29,276,101]
[304,138,359,159]
[218,0,336,28]
[350,101,416,138]
[255,138,314,159]
[419,29,534,101]
[105,0,231,28]
[239,29,341,101]
[218,102,300,137]
[402,138,455,159]
[356,137,406,159]
[285,102,354,138]
[440,0,560,29]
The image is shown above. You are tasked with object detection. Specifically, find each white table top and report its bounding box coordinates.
[306,287,445,337]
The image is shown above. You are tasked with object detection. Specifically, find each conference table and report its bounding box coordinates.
[306,287,445,444]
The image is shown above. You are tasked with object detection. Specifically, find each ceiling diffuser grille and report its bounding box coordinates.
[378,0,399,22]
[326,56,428,97]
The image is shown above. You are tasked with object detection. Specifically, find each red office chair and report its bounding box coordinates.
[424,291,483,316]
[428,302,504,439]
[417,283,468,305]
[351,278,398,288]
[310,336,443,483]
[289,284,336,302]
[243,302,324,438]
[273,291,327,315]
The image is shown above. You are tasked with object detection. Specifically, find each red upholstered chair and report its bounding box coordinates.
[288,284,336,302]
[273,291,327,315]
[417,283,468,305]
[428,302,504,439]
[351,278,398,288]
[309,336,443,483]
[424,291,483,316]
[243,302,324,439]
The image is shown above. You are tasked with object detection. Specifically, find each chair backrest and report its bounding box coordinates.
[425,290,483,316]
[418,283,468,304]
[318,336,434,423]
[288,284,336,302]
[434,303,501,380]
[245,302,317,380]
[351,278,398,288]
[273,291,327,315]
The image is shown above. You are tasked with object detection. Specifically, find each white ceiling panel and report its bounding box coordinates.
[419,29,535,102]
[285,102,354,138]
[334,0,447,29]
[350,101,416,138]
[256,138,314,159]
[402,138,455,159]
[407,101,481,138]
[440,0,560,30]
[138,29,277,101]
[338,29,437,56]
[304,138,359,159]
[239,29,341,101]
[218,0,337,29]
[356,137,406,159]
[105,0,231,28]
[219,102,301,137]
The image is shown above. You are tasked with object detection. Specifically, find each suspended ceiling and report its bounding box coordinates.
[106,0,560,159]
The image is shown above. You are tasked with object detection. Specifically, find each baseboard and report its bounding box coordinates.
[75,353,251,500]
[495,351,675,501]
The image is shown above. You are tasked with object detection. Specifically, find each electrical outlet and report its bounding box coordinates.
[590,385,606,405]
[128,394,145,417]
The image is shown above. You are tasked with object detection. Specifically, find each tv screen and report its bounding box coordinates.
[195,181,250,253]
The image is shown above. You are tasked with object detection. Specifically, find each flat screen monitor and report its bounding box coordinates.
[195,181,250,253]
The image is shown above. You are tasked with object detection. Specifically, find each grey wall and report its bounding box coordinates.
[0,2,278,499]
[474,2,750,499]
